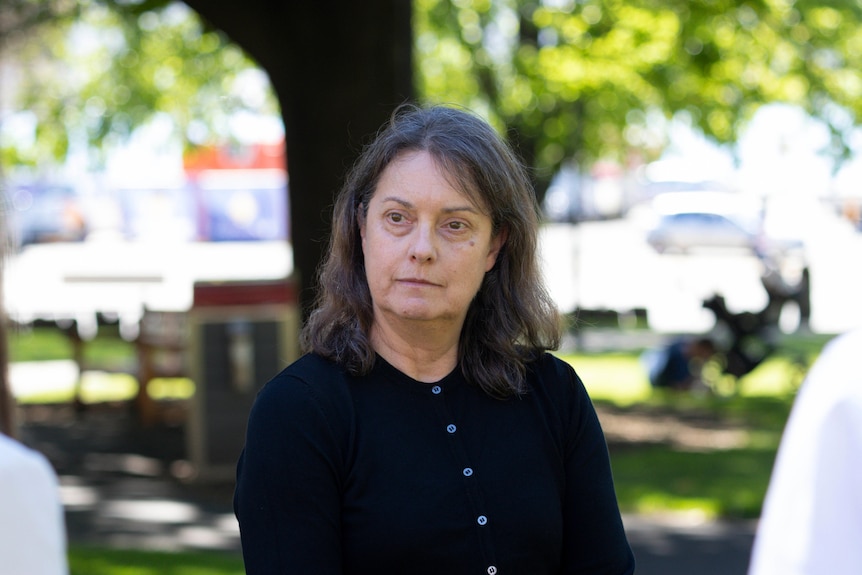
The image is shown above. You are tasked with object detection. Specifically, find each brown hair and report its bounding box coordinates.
[301,104,560,397]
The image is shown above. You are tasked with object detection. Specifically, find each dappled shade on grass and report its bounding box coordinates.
[610,445,779,519]
[598,393,796,519]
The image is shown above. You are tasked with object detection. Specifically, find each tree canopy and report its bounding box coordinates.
[416,0,862,190]
[6,0,862,187]
[1,1,273,168]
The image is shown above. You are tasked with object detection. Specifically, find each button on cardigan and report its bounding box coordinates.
[234,352,635,574]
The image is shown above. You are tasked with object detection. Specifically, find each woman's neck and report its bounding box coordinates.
[370,321,460,382]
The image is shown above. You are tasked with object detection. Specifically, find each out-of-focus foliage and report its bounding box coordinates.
[6,0,862,184]
[0,0,79,44]
[0,0,277,169]
[416,0,862,188]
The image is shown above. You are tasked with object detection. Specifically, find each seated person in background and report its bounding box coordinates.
[649,337,716,391]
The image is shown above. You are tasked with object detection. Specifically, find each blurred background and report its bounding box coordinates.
[2,2,862,574]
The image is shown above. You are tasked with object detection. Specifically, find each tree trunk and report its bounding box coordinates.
[183,0,414,318]
[0,309,13,437]
[0,208,14,436]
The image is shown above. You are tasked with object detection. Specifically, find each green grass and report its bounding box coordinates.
[610,445,777,519]
[68,547,244,575]
[553,351,806,404]
[557,352,652,405]
[8,324,136,366]
[552,333,833,521]
[8,324,193,404]
[556,329,832,404]
[7,325,74,362]
[599,392,795,519]
[12,374,194,405]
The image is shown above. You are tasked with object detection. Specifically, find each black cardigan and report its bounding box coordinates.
[234,352,635,574]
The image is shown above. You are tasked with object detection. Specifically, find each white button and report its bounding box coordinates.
[447,424,457,433]
[431,385,442,394]
[477,515,487,525]
[487,567,497,575]
[463,467,473,477]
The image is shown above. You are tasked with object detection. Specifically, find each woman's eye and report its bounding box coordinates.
[448,221,466,231]
[387,212,405,223]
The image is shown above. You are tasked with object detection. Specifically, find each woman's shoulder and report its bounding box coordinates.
[528,351,581,381]
[267,353,346,385]
[241,354,356,474]
[524,351,589,402]
[253,353,354,416]
[521,352,602,443]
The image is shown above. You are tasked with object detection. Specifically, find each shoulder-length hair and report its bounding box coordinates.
[301,104,561,398]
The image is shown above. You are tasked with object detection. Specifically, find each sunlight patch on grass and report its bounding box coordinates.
[738,358,805,397]
[14,369,139,404]
[611,446,775,518]
[78,372,139,403]
[633,494,721,520]
[555,353,652,405]
[14,372,194,404]
[147,378,196,400]
[557,351,812,405]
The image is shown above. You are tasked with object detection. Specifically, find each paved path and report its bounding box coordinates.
[624,514,756,575]
[15,403,757,574]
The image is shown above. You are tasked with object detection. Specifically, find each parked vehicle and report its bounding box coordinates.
[2,181,88,249]
[647,211,757,253]
[645,191,761,254]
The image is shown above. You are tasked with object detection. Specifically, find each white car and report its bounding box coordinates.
[647,211,757,253]
[645,191,762,254]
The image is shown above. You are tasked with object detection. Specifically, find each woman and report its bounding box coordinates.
[234,104,635,574]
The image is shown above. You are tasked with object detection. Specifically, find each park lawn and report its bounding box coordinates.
[8,324,136,365]
[555,343,826,520]
[68,547,244,575]
[8,325,193,404]
[556,330,830,403]
[609,444,777,519]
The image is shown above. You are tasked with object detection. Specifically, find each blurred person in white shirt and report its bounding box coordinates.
[1,206,68,575]
[0,433,69,575]
[748,328,862,575]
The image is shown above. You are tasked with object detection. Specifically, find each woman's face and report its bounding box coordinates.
[359,150,504,332]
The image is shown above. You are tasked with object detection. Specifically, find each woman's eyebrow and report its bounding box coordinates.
[379,196,413,208]
[379,196,480,214]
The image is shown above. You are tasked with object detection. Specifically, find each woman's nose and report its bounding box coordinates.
[410,225,436,262]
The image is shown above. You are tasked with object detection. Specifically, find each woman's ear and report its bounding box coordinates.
[485,227,508,272]
[357,210,366,241]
